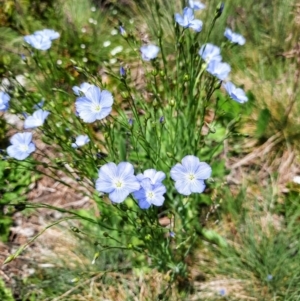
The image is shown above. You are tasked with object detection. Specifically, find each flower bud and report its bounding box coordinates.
[119,26,128,38]
[153,99,158,107]
[145,234,152,241]
[70,277,79,283]
[121,91,129,99]
[91,252,99,264]
[151,69,158,76]
[215,2,225,19]
[183,74,189,82]
[120,66,126,77]
[169,99,175,106]
[71,226,80,233]
[159,70,165,77]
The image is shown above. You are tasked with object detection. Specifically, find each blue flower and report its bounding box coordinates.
[128,118,133,126]
[223,82,248,103]
[24,34,52,50]
[71,135,90,148]
[199,43,222,63]
[7,132,36,160]
[136,169,166,185]
[224,28,246,45]
[120,66,126,77]
[175,7,203,32]
[216,2,225,17]
[24,109,50,129]
[96,162,140,203]
[0,91,10,112]
[189,0,206,10]
[33,100,45,109]
[170,155,212,195]
[219,288,226,296]
[119,26,127,37]
[207,60,231,80]
[75,85,114,123]
[133,178,166,209]
[134,169,167,209]
[169,231,175,238]
[140,45,160,61]
[72,82,93,96]
[34,29,60,40]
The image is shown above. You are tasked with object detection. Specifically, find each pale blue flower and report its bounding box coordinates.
[72,82,93,96]
[75,85,113,123]
[24,109,50,129]
[224,28,246,45]
[24,34,52,50]
[119,66,126,77]
[199,43,222,63]
[134,169,166,208]
[71,135,90,148]
[175,7,203,32]
[7,132,36,160]
[170,155,212,195]
[96,162,140,203]
[136,169,166,185]
[207,60,231,80]
[34,29,60,40]
[189,0,206,10]
[140,45,160,61]
[133,178,166,209]
[0,91,10,112]
[33,100,45,109]
[219,288,226,296]
[223,82,248,103]
[119,26,127,37]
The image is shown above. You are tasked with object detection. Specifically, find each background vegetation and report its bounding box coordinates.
[1,0,300,300]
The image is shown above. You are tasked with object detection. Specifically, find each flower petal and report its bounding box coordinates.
[98,162,118,180]
[100,90,114,107]
[170,163,187,181]
[189,179,206,193]
[109,188,130,203]
[95,178,115,193]
[189,19,203,32]
[194,162,212,179]
[138,198,151,209]
[181,155,200,173]
[174,179,192,195]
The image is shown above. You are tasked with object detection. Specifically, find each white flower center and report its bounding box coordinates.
[187,173,195,181]
[92,103,102,113]
[19,144,29,152]
[206,55,213,63]
[146,191,154,200]
[114,179,123,189]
